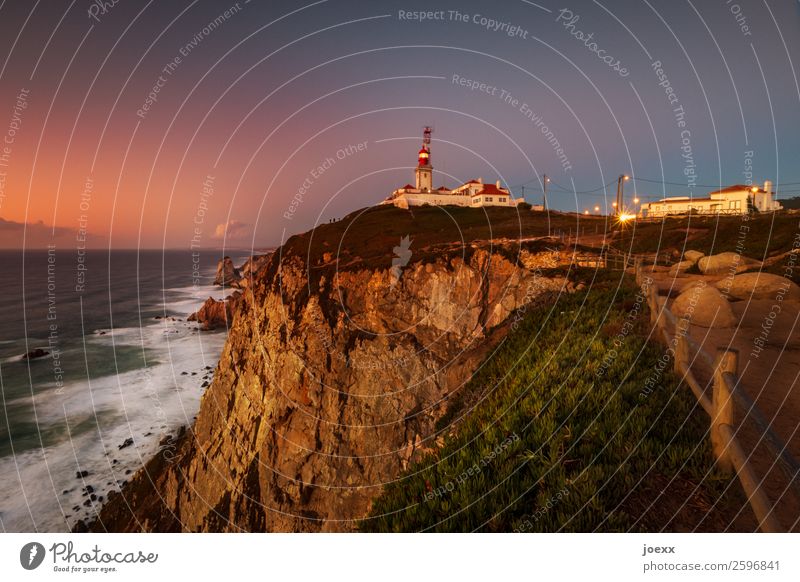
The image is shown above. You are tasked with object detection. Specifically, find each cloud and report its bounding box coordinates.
[0,217,100,249]
[211,219,249,241]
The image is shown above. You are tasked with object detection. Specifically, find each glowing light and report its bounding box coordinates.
[623,175,630,181]
[612,202,618,207]
[594,205,600,212]
[618,213,636,222]
[751,186,759,193]
[584,210,589,215]
[633,197,640,204]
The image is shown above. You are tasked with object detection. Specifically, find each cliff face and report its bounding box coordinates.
[95,241,574,532]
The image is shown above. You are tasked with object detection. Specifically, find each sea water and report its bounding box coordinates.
[0,249,249,532]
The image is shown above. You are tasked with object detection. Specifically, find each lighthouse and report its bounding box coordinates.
[415,126,433,192]
[382,124,520,209]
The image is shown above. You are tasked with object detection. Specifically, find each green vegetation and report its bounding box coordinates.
[612,212,800,260]
[361,274,743,532]
[276,205,603,277]
[779,197,800,210]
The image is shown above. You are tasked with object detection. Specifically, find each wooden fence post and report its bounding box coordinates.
[648,285,659,326]
[674,332,688,374]
[712,348,738,474]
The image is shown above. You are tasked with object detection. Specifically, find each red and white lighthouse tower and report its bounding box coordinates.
[415,126,433,191]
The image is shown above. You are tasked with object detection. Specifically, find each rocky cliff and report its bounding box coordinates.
[91,212,580,532]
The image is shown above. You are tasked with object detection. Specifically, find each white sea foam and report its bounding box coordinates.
[0,281,232,532]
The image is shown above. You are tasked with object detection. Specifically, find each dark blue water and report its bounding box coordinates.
[0,249,248,531]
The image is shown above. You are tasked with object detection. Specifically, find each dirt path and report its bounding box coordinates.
[646,268,800,531]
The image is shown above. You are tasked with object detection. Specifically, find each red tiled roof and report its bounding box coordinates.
[649,197,714,204]
[437,186,449,191]
[475,184,507,196]
[402,184,415,190]
[710,184,761,194]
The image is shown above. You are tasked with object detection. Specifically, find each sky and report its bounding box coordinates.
[0,0,799,249]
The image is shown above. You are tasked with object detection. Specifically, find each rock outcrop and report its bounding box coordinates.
[717,272,800,302]
[235,254,271,289]
[91,243,574,532]
[668,260,694,277]
[671,284,735,328]
[213,256,241,286]
[698,252,761,276]
[684,250,704,263]
[187,296,236,331]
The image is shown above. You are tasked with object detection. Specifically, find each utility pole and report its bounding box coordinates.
[615,174,630,215]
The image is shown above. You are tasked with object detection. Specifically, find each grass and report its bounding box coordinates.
[270,205,604,283]
[611,212,800,260]
[360,273,745,532]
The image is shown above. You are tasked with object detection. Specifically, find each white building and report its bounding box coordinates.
[382,128,524,209]
[641,181,782,218]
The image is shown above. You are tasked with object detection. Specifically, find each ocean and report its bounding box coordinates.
[0,249,249,532]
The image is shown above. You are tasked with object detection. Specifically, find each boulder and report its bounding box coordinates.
[716,272,800,302]
[22,348,49,360]
[671,284,736,328]
[213,256,241,286]
[668,260,694,277]
[188,297,233,331]
[698,252,761,276]
[684,250,705,263]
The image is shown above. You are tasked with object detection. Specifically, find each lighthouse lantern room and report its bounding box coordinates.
[415,126,433,192]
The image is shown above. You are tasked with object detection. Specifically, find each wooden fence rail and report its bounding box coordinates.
[634,260,800,532]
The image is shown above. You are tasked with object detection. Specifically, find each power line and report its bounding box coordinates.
[511,175,800,197]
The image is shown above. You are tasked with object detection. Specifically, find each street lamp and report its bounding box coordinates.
[543,175,550,211]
